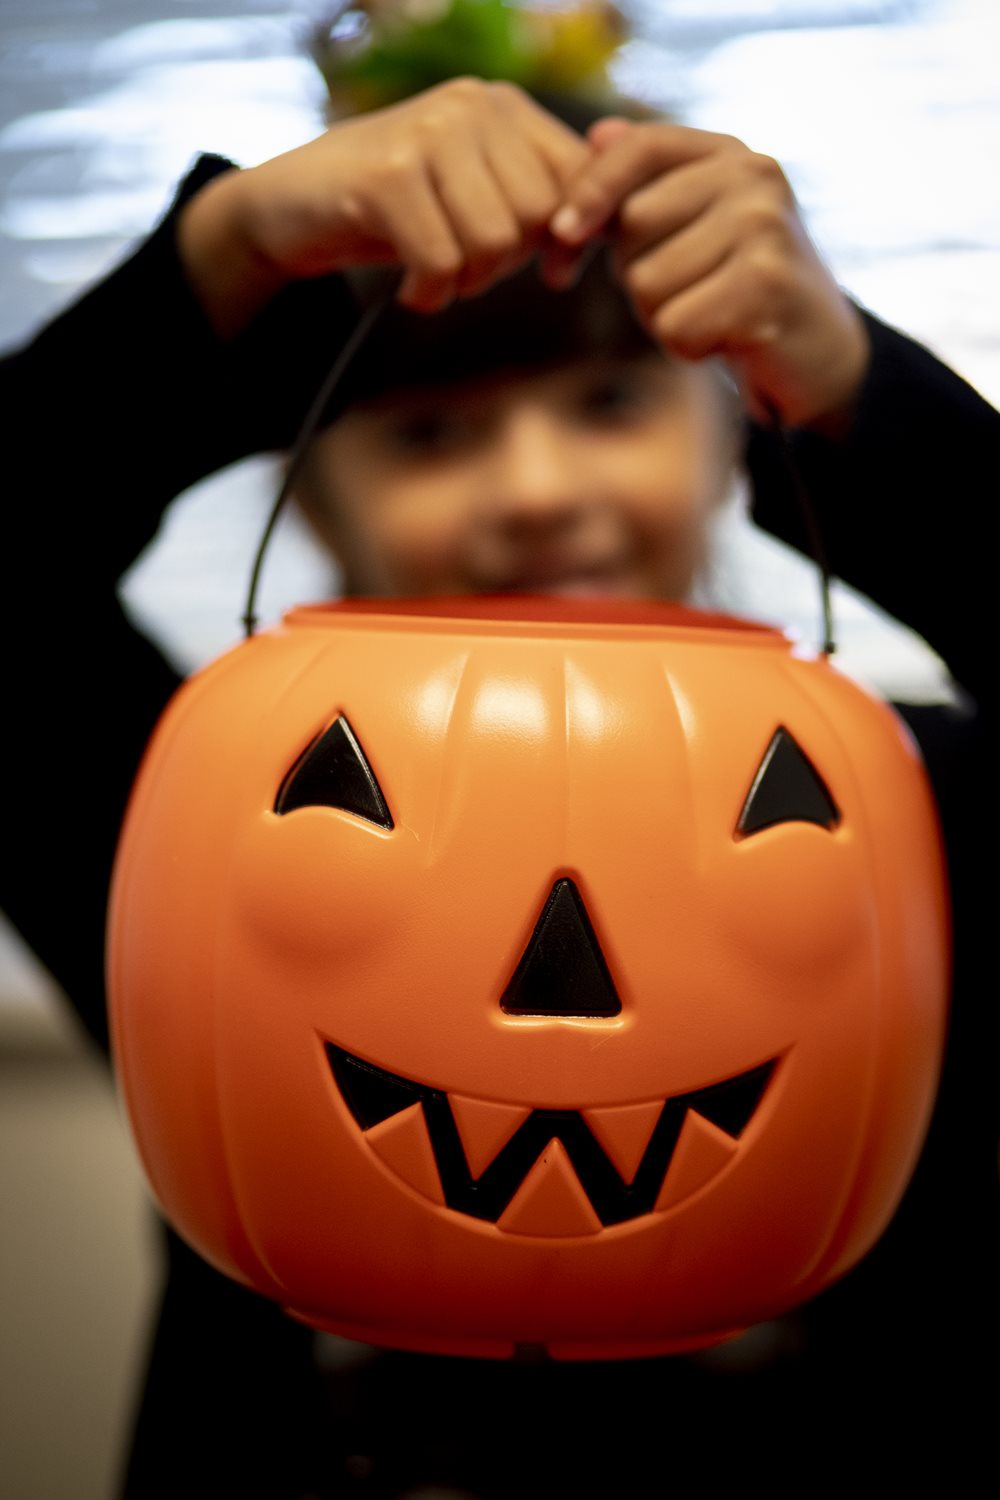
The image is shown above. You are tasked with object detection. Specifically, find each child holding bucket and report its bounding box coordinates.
[1,7,995,1495]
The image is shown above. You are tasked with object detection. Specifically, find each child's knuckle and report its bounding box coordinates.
[623,260,657,312]
[421,99,466,138]
[737,196,788,241]
[475,222,521,259]
[633,123,674,172]
[618,195,649,237]
[654,306,702,358]
[576,179,611,221]
[745,242,794,299]
[486,78,526,110]
[442,75,484,101]
[749,152,794,201]
[424,241,462,276]
[651,301,678,341]
[519,183,560,228]
[427,77,486,126]
[375,148,417,188]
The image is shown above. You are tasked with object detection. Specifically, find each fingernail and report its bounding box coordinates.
[550,205,585,243]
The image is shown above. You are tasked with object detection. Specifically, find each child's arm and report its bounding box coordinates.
[748,308,997,709]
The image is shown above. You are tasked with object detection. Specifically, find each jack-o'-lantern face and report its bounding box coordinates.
[109,598,948,1360]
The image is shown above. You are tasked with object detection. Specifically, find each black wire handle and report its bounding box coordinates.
[242,278,836,656]
[759,396,837,657]
[242,272,402,638]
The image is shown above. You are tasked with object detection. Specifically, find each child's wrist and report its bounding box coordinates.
[732,281,872,435]
[790,303,871,438]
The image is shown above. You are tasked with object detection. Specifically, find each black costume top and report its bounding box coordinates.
[1,155,996,1497]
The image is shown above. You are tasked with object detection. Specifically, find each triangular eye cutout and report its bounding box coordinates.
[737,727,839,837]
[275,715,393,828]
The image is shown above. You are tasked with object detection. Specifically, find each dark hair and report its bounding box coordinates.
[329,251,656,417]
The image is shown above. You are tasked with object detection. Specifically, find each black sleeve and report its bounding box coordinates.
[0,155,361,1050]
[746,308,997,709]
[746,314,999,1376]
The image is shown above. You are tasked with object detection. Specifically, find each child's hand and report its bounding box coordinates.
[180,78,587,335]
[549,119,870,431]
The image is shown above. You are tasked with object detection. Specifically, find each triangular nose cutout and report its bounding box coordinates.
[501,879,622,1018]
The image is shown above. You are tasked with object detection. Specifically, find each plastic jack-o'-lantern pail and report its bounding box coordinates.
[108,596,948,1360]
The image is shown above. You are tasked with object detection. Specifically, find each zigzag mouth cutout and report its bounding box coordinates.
[326,1044,777,1230]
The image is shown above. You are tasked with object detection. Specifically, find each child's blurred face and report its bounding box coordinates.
[299,352,738,601]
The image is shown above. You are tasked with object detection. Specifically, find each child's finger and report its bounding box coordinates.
[516,91,592,192]
[372,167,463,311]
[538,118,639,291]
[613,153,756,265]
[587,116,633,152]
[429,134,525,295]
[550,122,740,246]
[645,251,785,361]
[484,131,562,243]
[616,200,747,325]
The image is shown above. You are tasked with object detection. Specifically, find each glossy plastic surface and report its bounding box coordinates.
[108,599,949,1359]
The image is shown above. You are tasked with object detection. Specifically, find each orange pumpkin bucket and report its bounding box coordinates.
[108,595,948,1359]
